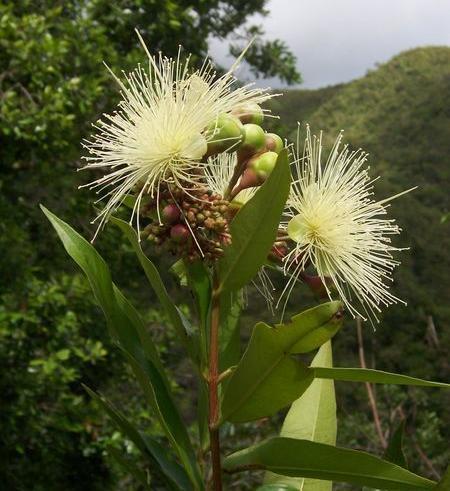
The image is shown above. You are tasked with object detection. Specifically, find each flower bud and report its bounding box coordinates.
[162,204,181,224]
[238,124,266,157]
[170,224,190,243]
[230,168,261,199]
[248,151,278,180]
[264,133,284,154]
[232,102,264,125]
[207,113,244,154]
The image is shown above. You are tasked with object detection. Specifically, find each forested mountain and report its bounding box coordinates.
[269,46,450,373]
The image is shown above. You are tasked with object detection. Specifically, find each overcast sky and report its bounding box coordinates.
[209,0,450,89]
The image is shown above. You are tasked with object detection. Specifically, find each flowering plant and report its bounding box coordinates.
[42,36,449,490]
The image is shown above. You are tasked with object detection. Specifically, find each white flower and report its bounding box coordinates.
[205,152,257,204]
[280,125,414,322]
[81,31,272,237]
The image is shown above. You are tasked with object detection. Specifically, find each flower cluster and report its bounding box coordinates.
[81,32,275,239]
[82,35,412,321]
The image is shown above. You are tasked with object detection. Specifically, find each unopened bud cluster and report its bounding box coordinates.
[206,103,285,199]
[139,184,231,262]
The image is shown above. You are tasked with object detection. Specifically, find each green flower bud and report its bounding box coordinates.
[207,113,244,154]
[239,124,266,156]
[232,102,264,125]
[162,204,181,224]
[265,132,284,154]
[170,224,190,243]
[249,151,278,180]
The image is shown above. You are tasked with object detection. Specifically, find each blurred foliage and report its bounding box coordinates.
[0,274,113,490]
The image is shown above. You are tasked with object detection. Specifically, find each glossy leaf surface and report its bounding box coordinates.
[224,438,436,490]
[265,341,336,491]
[221,302,343,422]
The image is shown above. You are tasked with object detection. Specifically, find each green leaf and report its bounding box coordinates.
[41,206,165,379]
[265,341,336,491]
[219,290,243,372]
[107,446,152,490]
[221,302,343,423]
[257,486,299,491]
[141,435,194,491]
[42,208,202,489]
[184,260,211,366]
[56,348,70,360]
[119,347,203,489]
[313,367,450,388]
[283,308,343,354]
[170,259,188,287]
[112,217,195,360]
[197,379,210,451]
[219,149,290,292]
[223,438,436,490]
[84,386,191,491]
[384,420,407,468]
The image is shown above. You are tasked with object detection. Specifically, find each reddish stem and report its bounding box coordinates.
[208,272,222,490]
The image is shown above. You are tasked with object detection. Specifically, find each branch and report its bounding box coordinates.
[356,317,388,449]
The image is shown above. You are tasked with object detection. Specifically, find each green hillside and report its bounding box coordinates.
[269,47,450,365]
[268,47,450,476]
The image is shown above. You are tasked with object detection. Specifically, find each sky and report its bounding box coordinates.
[209,0,450,89]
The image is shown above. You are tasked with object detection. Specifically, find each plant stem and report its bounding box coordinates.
[208,272,222,490]
[224,155,247,200]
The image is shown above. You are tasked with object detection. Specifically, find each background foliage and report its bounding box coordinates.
[1,1,449,489]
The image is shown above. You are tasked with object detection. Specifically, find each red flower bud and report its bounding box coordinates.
[301,273,330,299]
[231,168,262,198]
[170,224,190,243]
[162,204,181,224]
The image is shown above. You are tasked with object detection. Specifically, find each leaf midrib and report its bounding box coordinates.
[224,344,290,420]
[220,167,285,291]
